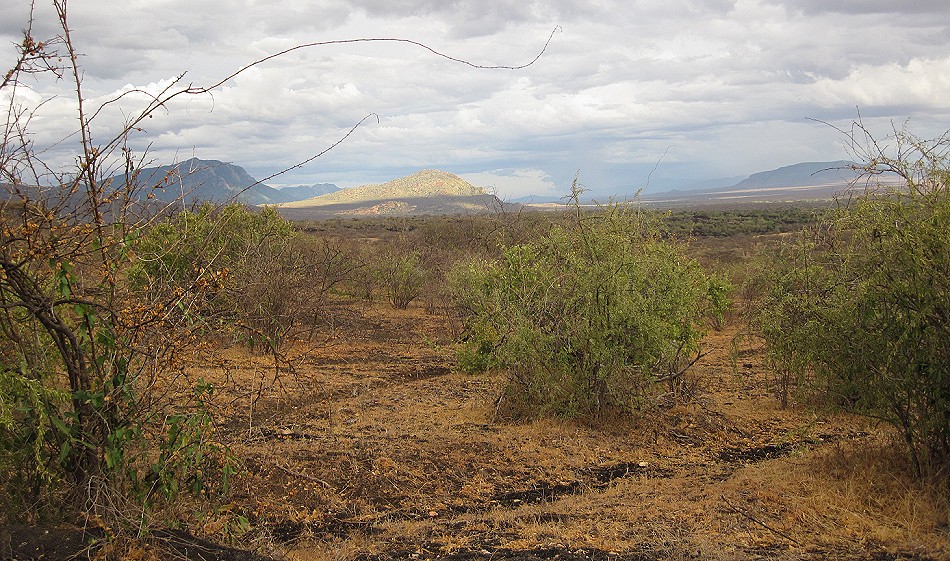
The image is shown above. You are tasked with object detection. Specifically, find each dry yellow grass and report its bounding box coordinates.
[178,301,950,561]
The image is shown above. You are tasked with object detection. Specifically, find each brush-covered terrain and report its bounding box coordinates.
[5,207,947,561]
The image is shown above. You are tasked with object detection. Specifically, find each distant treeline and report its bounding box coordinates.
[660,205,821,237]
[292,204,823,241]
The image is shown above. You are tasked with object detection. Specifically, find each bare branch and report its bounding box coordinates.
[185,26,562,96]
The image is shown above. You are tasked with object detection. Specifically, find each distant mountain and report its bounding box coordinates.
[731,161,858,190]
[116,158,268,204]
[283,169,484,207]
[633,161,866,207]
[511,194,565,204]
[277,169,511,219]
[275,183,338,202]
[109,158,339,206]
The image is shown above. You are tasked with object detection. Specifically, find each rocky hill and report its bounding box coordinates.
[281,170,485,207]
[276,169,509,219]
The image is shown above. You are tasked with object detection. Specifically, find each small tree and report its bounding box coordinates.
[378,249,427,310]
[450,188,728,418]
[757,125,950,476]
[0,4,237,523]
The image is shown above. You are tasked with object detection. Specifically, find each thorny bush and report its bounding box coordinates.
[450,188,730,419]
[757,126,950,477]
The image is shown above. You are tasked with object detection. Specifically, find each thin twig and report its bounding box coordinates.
[721,495,801,546]
[186,26,563,95]
[270,460,331,488]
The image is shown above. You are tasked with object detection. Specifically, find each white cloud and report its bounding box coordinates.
[461,169,559,199]
[3,0,949,196]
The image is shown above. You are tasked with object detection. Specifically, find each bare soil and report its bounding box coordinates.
[6,300,948,561]
[208,301,947,561]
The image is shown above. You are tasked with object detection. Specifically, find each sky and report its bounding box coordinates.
[2,0,949,199]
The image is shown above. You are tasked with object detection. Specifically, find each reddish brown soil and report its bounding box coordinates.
[7,301,947,561]
[201,302,947,561]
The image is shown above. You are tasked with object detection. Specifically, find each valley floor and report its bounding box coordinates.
[208,302,948,561]
[6,300,947,561]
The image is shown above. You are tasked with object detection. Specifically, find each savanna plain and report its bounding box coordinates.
[9,208,943,561]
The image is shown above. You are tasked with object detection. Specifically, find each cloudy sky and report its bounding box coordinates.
[2,1,949,199]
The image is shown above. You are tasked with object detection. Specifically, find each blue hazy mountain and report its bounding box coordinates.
[110,158,339,205]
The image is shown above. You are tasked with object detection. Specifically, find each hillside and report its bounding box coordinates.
[633,160,868,207]
[108,158,338,206]
[276,183,339,201]
[731,160,857,190]
[276,169,509,218]
[281,170,485,207]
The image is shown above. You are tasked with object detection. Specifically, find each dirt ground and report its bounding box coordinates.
[186,299,947,561]
[6,299,948,561]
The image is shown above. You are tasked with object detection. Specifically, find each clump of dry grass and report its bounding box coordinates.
[805,436,949,550]
[719,431,950,557]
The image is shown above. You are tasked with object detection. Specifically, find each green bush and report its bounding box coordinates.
[132,203,300,350]
[757,129,950,476]
[449,202,729,419]
[0,198,240,523]
[378,249,427,310]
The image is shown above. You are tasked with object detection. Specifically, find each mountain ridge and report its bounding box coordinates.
[106,157,880,213]
[109,158,339,205]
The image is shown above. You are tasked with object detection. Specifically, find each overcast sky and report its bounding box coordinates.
[3,1,949,198]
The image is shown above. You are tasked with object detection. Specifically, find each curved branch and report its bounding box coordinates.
[88,27,561,194]
[242,112,380,190]
[186,26,562,95]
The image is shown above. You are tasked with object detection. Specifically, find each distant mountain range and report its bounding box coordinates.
[110,158,338,205]
[634,161,870,206]
[104,158,886,216]
[732,160,857,189]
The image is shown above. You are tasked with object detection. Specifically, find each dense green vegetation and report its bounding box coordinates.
[448,201,729,418]
[659,205,820,237]
[756,130,950,477]
[294,204,820,241]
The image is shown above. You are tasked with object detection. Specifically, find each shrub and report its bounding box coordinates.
[0,170,239,525]
[757,127,950,476]
[132,203,302,351]
[449,197,729,419]
[378,249,427,310]
[0,11,237,524]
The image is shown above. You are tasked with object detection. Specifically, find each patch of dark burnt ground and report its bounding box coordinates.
[357,546,681,561]
[488,462,674,508]
[587,462,674,486]
[490,481,582,507]
[717,431,870,465]
[0,525,278,561]
[718,442,796,463]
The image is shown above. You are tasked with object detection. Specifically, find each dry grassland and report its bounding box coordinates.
[185,297,949,561]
